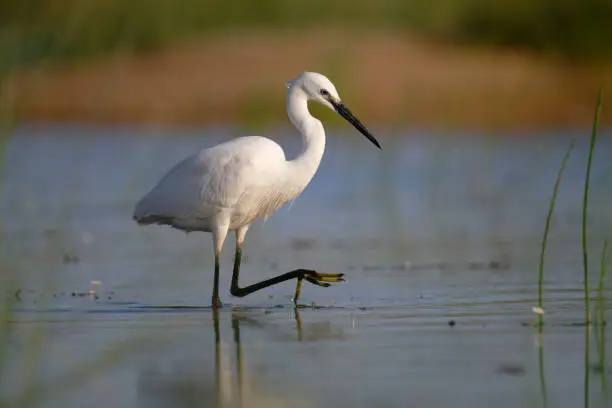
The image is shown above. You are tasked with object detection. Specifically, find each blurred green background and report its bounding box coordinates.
[2,0,612,128]
[2,0,612,69]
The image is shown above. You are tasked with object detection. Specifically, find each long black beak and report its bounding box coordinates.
[331,100,381,149]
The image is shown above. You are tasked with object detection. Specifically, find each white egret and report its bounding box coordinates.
[133,71,381,308]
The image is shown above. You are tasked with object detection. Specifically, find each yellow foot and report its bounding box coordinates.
[292,271,345,305]
[304,271,345,287]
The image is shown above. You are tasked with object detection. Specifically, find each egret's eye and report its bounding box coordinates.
[320,89,330,97]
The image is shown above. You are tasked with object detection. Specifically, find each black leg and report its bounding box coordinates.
[212,252,222,309]
[230,246,242,296]
[229,245,344,304]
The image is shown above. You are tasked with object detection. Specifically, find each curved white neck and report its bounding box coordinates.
[286,86,326,185]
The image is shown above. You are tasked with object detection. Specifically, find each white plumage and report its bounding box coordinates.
[135,137,295,231]
[133,71,380,308]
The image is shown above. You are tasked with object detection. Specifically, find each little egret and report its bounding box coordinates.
[133,71,381,308]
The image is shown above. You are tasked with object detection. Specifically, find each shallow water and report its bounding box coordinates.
[1,124,612,407]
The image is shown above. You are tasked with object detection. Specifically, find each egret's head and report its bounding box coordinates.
[288,72,340,110]
[286,72,381,149]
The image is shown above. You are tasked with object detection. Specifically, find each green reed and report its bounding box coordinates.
[534,87,605,408]
[595,239,609,395]
[582,87,604,408]
[535,136,574,407]
[596,239,610,324]
[585,322,591,408]
[538,324,548,408]
[537,139,574,319]
[582,86,603,325]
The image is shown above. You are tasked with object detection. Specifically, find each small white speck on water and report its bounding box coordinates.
[532,306,545,315]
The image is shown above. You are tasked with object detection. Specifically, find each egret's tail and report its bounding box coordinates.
[133,213,173,226]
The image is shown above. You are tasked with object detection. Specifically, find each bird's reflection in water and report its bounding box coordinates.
[137,308,321,408]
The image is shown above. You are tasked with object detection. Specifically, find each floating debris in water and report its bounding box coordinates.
[291,237,316,250]
[360,260,509,273]
[91,280,102,286]
[467,261,507,270]
[495,364,525,376]
[448,320,456,327]
[62,252,80,264]
[532,306,545,315]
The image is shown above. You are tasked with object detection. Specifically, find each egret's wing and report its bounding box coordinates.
[133,153,212,221]
[197,137,286,211]
[134,136,286,223]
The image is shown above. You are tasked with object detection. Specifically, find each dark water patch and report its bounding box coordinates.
[495,364,526,377]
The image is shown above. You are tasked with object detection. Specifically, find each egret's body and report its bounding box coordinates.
[134,72,380,308]
[135,135,318,233]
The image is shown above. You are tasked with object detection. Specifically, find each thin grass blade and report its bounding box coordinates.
[582,86,603,325]
[538,140,575,314]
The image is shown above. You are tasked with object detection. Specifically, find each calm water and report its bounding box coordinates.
[1,124,612,407]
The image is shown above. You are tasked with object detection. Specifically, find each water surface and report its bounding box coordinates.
[1,124,611,407]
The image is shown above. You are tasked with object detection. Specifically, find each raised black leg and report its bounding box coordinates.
[229,245,344,304]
